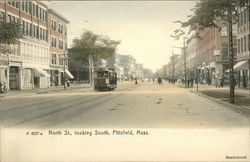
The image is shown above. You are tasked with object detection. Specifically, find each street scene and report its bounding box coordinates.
[0,1,250,161]
[1,80,250,128]
[0,0,250,128]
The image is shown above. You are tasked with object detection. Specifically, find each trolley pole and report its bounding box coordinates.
[196,68,199,92]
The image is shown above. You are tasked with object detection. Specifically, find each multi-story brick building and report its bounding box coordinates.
[236,4,250,87]
[0,1,50,90]
[0,1,72,90]
[48,9,73,87]
[195,19,237,84]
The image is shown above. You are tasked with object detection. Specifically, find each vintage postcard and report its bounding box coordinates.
[0,0,250,161]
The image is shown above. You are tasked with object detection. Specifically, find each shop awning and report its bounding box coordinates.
[34,67,50,77]
[226,60,248,72]
[22,64,50,77]
[65,69,74,79]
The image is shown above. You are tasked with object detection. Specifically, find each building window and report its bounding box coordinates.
[25,2,29,13]
[32,3,36,17]
[244,36,247,52]
[51,20,56,31]
[59,40,63,49]
[39,7,42,20]
[29,23,32,37]
[36,26,39,39]
[0,12,4,22]
[36,5,39,18]
[59,56,63,65]
[21,2,24,11]
[58,24,63,34]
[51,37,57,48]
[241,37,243,53]
[45,11,47,22]
[237,39,240,54]
[52,53,57,65]
[29,2,32,15]
[39,28,43,40]
[33,24,36,38]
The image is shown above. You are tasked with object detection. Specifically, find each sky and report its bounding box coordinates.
[49,1,196,72]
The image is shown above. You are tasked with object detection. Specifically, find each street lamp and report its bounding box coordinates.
[172,39,187,87]
[195,67,199,92]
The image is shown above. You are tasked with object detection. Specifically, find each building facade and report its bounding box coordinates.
[48,9,73,87]
[0,1,50,90]
[0,1,72,90]
[119,55,136,80]
[106,53,124,80]
[236,4,250,87]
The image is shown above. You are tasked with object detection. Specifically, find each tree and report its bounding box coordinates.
[69,30,120,66]
[175,0,249,103]
[0,21,23,45]
[69,30,120,83]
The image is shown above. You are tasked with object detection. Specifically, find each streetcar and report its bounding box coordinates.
[94,67,117,91]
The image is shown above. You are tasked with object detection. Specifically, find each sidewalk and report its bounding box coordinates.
[174,83,250,109]
[0,83,91,98]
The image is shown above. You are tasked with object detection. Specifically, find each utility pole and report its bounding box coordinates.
[228,7,234,103]
[172,50,175,82]
[248,0,250,97]
[196,67,199,92]
[172,44,187,86]
[183,37,187,87]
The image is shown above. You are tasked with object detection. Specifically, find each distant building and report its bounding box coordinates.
[135,64,143,79]
[106,53,124,80]
[119,55,136,80]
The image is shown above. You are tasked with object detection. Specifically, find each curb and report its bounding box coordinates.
[190,90,250,111]
[0,86,92,98]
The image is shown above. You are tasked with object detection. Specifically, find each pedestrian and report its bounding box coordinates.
[3,82,7,93]
[158,77,163,85]
[67,80,70,87]
[135,78,138,84]
[220,78,224,88]
[217,79,221,88]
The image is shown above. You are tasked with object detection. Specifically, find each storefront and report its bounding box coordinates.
[22,63,50,89]
[50,68,63,86]
[234,60,249,88]
[9,65,21,90]
[50,67,74,86]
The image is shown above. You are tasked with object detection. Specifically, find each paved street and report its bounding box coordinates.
[1,81,250,129]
